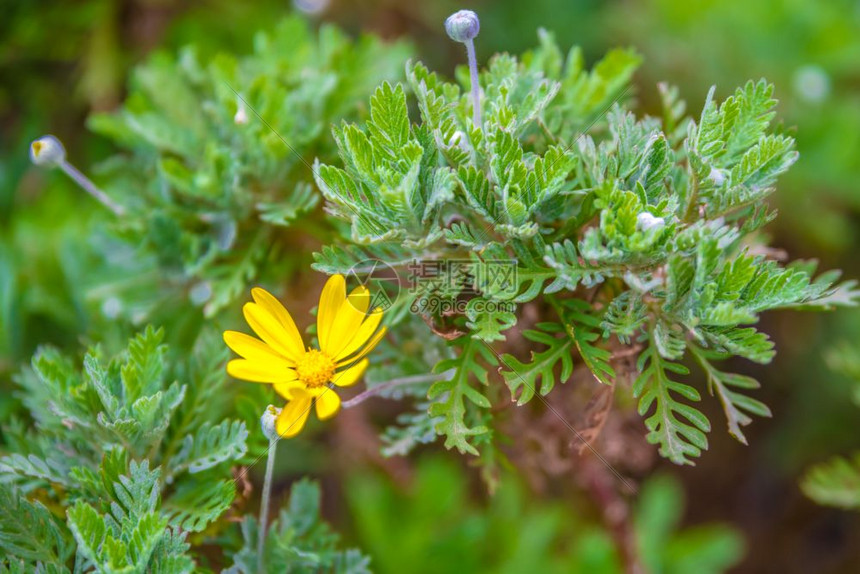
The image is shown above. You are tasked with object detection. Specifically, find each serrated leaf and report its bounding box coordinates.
[500,323,573,404]
[633,343,710,465]
[428,339,496,455]
[162,478,235,532]
[802,453,860,510]
[171,420,248,475]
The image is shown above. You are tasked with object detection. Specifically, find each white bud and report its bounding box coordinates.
[101,297,123,319]
[260,405,282,441]
[234,100,249,125]
[189,281,213,306]
[708,167,727,186]
[793,65,830,104]
[30,135,66,168]
[445,10,480,43]
[636,212,665,232]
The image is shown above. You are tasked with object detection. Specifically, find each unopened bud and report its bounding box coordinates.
[260,405,282,441]
[636,212,665,232]
[234,100,248,125]
[30,135,66,168]
[708,167,727,186]
[445,10,480,43]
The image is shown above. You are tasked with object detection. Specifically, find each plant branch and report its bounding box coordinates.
[342,373,448,409]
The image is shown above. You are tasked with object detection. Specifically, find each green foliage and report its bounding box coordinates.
[801,454,860,510]
[86,17,410,321]
[7,5,860,569]
[608,0,860,251]
[225,479,370,573]
[0,327,246,570]
[801,344,860,510]
[635,475,744,574]
[315,29,856,464]
[346,456,742,574]
[0,484,73,570]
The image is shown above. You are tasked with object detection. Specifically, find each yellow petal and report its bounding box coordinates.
[227,359,297,384]
[273,380,304,400]
[251,288,305,358]
[276,393,313,438]
[337,327,387,368]
[317,274,346,351]
[243,302,304,363]
[331,358,368,388]
[323,286,370,357]
[315,390,341,420]
[224,330,294,366]
[333,308,383,362]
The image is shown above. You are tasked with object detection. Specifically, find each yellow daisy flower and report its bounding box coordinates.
[223,274,386,438]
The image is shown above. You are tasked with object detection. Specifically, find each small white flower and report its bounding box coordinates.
[636,212,665,232]
[30,135,66,168]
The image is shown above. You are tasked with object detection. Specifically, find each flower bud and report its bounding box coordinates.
[445,10,480,43]
[234,99,249,125]
[30,135,66,168]
[260,405,282,441]
[708,167,727,186]
[636,212,665,232]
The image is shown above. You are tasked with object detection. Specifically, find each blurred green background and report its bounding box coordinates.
[2,0,860,571]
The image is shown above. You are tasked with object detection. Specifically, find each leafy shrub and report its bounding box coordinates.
[314,31,858,463]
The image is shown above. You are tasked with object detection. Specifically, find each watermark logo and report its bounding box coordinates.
[345,259,402,312]
[406,258,518,314]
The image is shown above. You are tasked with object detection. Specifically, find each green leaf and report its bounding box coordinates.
[561,299,615,385]
[428,339,496,455]
[67,501,114,569]
[367,82,411,154]
[0,485,72,567]
[170,420,249,476]
[257,182,320,227]
[162,478,235,532]
[691,347,771,445]
[121,326,166,402]
[500,322,573,405]
[633,342,710,465]
[802,453,860,509]
[464,298,517,343]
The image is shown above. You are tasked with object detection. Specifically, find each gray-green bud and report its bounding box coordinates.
[445,10,480,43]
[30,135,66,168]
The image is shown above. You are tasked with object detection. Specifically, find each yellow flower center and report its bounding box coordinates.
[295,349,336,388]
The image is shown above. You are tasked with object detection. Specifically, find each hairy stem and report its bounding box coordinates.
[342,373,447,409]
[257,437,278,573]
[465,38,481,128]
[59,160,125,216]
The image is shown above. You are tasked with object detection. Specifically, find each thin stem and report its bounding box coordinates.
[59,160,125,216]
[342,373,448,409]
[464,38,481,129]
[682,169,699,223]
[257,436,278,574]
